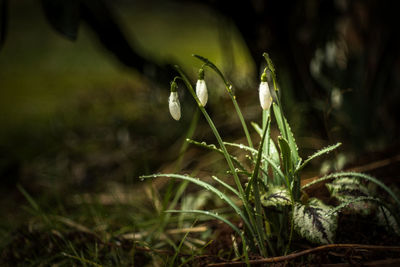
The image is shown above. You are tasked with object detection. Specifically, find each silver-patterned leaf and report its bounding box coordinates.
[261,186,291,207]
[294,198,338,244]
[376,206,400,236]
[326,177,374,215]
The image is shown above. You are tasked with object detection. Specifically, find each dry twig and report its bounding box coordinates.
[207,244,400,266]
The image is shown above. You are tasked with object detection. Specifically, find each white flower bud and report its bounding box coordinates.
[259,81,272,110]
[196,79,208,107]
[169,91,181,120]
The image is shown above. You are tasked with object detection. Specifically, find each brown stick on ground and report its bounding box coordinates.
[207,244,400,266]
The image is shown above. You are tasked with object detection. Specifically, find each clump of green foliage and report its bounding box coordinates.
[141,53,400,261]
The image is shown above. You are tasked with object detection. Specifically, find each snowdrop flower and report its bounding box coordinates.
[169,81,181,121]
[259,72,272,110]
[196,68,208,107]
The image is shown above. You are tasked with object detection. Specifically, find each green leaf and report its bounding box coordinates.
[326,177,373,215]
[297,143,342,173]
[166,209,242,237]
[186,138,247,173]
[246,119,268,197]
[251,122,263,137]
[261,186,291,207]
[263,53,276,75]
[251,122,280,167]
[278,136,292,176]
[302,172,400,207]
[328,196,382,216]
[293,198,338,244]
[272,103,300,167]
[212,175,239,197]
[224,142,285,180]
[251,122,280,165]
[253,121,281,186]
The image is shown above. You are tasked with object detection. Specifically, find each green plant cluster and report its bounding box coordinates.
[140,53,400,262]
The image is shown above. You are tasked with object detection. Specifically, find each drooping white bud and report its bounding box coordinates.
[196,80,208,107]
[169,91,181,121]
[196,68,208,107]
[259,72,272,110]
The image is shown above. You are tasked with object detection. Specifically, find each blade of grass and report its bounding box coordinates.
[17,184,51,225]
[167,209,250,265]
[168,227,191,267]
[212,175,239,197]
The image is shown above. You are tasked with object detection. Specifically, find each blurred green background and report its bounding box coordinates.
[0,0,253,189]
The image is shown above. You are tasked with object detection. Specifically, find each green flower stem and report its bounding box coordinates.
[232,97,254,149]
[193,54,254,149]
[173,65,266,256]
[247,120,270,256]
[262,109,270,185]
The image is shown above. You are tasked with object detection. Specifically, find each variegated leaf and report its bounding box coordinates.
[293,198,338,244]
[261,186,291,207]
[376,206,400,236]
[326,177,374,215]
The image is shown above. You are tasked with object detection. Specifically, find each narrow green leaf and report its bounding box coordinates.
[262,52,276,81]
[17,184,51,225]
[212,175,239,197]
[251,122,280,166]
[297,143,342,173]
[253,121,281,185]
[272,103,300,166]
[293,198,338,244]
[251,122,263,137]
[278,136,292,176]
[186,138,247,172]
[166,209,242,237]
[223,142,285,180]
[169,226,190,266]
[261,186,291,207]
[245,121,268,197]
